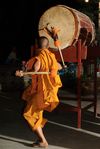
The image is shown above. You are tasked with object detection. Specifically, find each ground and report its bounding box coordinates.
[0,90,100,149]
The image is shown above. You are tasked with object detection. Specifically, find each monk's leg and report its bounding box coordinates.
[35,126,48,147]
[33,111,48,147]
[23,104,48,147]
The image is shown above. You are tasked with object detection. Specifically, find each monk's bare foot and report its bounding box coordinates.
[32,141,48,148]
[33,140,41,147]
[39,141,48,148]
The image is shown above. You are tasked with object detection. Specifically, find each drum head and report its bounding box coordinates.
[38,6,76,49]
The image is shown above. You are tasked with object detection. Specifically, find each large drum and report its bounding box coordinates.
[38,5,95,49]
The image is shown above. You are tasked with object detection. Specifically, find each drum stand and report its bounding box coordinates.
[76,40,97,128]
[54,39,97,128]
[75,40,97,128]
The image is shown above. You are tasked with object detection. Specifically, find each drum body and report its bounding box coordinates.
[38,5,95,49]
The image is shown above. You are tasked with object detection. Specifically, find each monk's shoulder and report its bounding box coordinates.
[27,57,35,64]
[49,51,56,58]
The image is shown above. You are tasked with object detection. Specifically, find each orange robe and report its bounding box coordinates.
[22,48,62,131]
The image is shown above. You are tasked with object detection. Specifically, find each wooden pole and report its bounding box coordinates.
[94,59,97,117]
[23,71,50,76]
[77,39,82,128]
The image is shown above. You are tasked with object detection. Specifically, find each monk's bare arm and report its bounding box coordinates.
[15,58,41,77]
[58,62,62,70]
[33,59,41,72]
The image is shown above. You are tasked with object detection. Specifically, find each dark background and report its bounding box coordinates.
[0,0,98,61]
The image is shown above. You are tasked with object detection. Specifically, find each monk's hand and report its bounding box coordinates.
[15,70,24,77]
[63,65,67,69]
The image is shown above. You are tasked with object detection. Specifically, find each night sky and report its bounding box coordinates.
[0,0,98,61]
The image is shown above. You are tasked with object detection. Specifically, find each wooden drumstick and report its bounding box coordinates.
[15,70,50,77]
[23,71,50,75]
[58,46,66,68]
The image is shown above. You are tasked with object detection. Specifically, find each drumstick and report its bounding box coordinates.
[39,24,66,68]
[58,46,66,68]
[23,71,50,75]
[16,69,68,77]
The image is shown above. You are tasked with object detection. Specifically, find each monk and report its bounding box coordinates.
[16,36,62,148]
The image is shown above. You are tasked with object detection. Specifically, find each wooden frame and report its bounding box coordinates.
[52,40,97,128]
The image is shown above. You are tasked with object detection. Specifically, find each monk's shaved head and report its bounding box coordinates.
[38,36,49,49]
